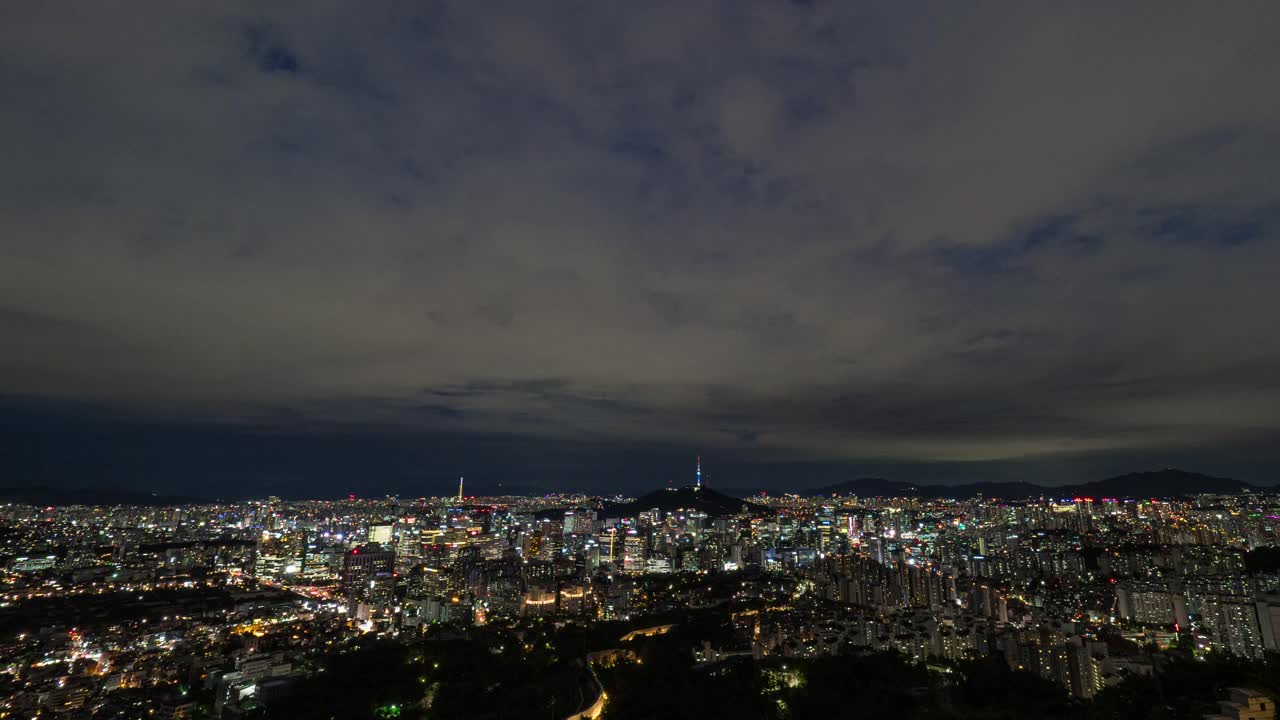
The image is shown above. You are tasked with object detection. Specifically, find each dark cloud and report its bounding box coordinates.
[242,22,302,75]
[2,1,1280,491]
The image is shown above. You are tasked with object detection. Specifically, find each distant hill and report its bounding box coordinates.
[0,485,207,507]
[468,484,555,498]
[814,469,1252,500]
[609,485,761,517]
[1064,469,1249,498]
[809,477,924,497]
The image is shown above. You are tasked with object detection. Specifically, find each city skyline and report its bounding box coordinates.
[4,3,1280,496]
[5,478,1280,718]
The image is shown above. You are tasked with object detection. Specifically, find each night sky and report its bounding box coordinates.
[3,3,1280,498]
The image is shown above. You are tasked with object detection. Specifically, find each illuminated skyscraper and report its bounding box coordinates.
[1200,593,1264,658]
[341,546,395,618]
[623,530,647,574]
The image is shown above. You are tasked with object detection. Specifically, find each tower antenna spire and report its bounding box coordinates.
[696,455,702,489]
[457,476,464,502]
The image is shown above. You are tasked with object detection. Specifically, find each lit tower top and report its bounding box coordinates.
[696,456,702,489]
[457,476,464,502]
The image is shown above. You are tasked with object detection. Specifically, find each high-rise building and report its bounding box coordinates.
[563,509,593,536]
[1200,594,1264,659]
[341,546,395,618]
[1115,582,1190,628]
[623,530,647,574]
[599,528,621,567]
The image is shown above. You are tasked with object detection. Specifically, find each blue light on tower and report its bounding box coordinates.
[696,456,702,489]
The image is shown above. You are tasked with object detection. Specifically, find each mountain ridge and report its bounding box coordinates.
[809,469,1250,499]
[0,485,207,507]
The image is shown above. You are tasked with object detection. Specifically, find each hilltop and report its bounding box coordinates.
[609,485,761,518]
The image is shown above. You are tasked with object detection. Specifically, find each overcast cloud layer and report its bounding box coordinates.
[3,2,1280,491]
